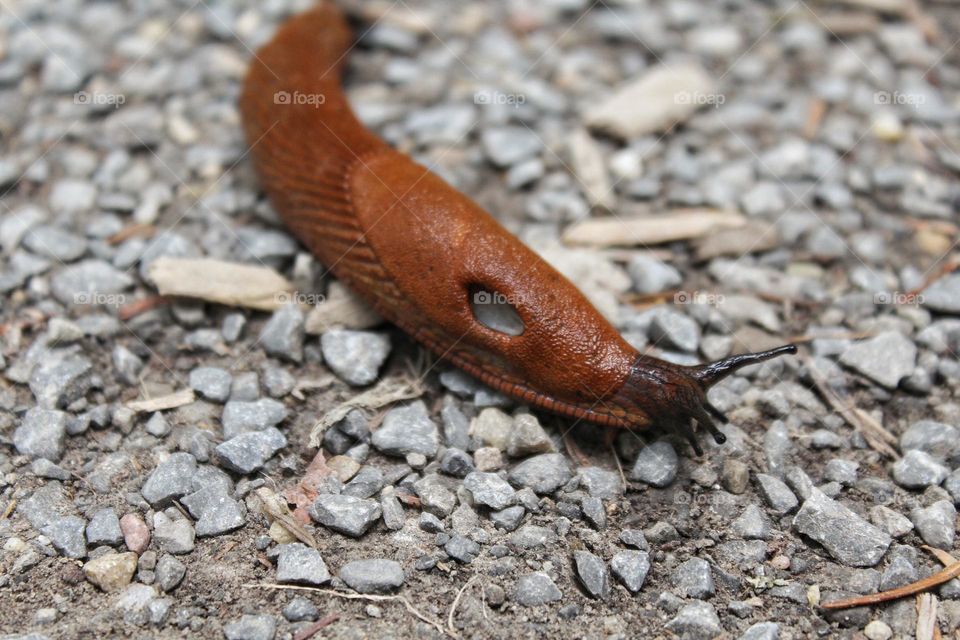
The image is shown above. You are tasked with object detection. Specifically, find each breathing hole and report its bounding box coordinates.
[469,286,524,337]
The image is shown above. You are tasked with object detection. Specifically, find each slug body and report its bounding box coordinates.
[240,4,796,453]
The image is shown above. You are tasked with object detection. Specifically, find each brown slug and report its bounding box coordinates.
[239,2,797,455]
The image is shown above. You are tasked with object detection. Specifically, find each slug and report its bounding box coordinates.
[239,3,797,454]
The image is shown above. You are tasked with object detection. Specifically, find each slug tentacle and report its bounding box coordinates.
[688,344,799,388]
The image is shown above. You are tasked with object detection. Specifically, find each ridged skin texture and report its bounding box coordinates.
[239,3,796,449]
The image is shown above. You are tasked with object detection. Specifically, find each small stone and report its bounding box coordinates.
[891,450,949,489]
[14,408,68,461]
[577,467,623,499]
[880,554,917,591]
[261,367,295,398]
[672,557,714,598]
[864,620,893,640]
[508,453,572,494]
[221,399,288,440]
[223,614,276,640]
[214,427,287,474]
[464,471,516,510]
[611,550,650,593]
[180,485,245,536]
[512,572,561,606]
[419,512,445,533]
[321,330,391,386]
[922,274,960,314]
[481,126,543,167]
[490,505,525,531]
[276,543,331,586]
[755,473,799,514]
[222,313,246,343]
[900,420,960,465]
[120,513,150,553]
[282,597,318,622]
[111,345,143,386]
[825,459,858,486]
[405,452,427,469]
[666,601,722,638]
[414,477,456,518]
[721,459,750,494]
[445,534,480,563]
[869,505,913,538]
[506,414,554,457]
[910,500,956,550]
[29,352,93,409]
[630,442,678,487]
[152,512,195,555]
[739,621,780,640]
[141,453,197,507]
[474,447,504,471]
[145,412,171,437]
[628,255,683,294]
[339,559,404,593]
[86,508,123,546]
[189,367,232,403]
[470,408,513,451]
[43,515,87,558]
[309,494,381,537]
[732,504,772,540]
[581,496,606,530]
[793,490,891,566]
[83,552,138,592]
[371,401,439,457]
[648,308,700,352]
[573,550,610,600]
[155,554,186,592]
[343,466,384,499]
[440,448,474,478]
[259,304,304,363]
[51,259,133,307]
[380,492,405,530]
[509,525,558,549]
[839,332,917,389]
[619,529,649,550]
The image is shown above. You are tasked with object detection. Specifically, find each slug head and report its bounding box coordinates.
[617,344,797,455]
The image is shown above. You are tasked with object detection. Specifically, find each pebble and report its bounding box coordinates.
[276,543,331,586]
[509,525,557,549]
[573,550,610,600]
[581,496,606,530]
[419,512,444,533]
[309,494,381,537]
[49,179,97,214]
[481,126,543,167]
[474,446,504,471]
[111,346,143,386]
[221,399,289,440]
[445,534,480,563]
[120,513,150,554]
[900,420,960,465]
[14,408,68,461]
[793,490,891,566]
[672,557,715,599]
[140,453,197,507]
[261,367,295,398]
[470,408,513,451]
[371,401,439,457]
[380,491,405,530]
[413,477,456,518]
[464,471,516,510]
[732,504,772,540]
[258,304,304,363]
[215,427,287,474]
[839,331,917,389]
[189,367,233,403]
[891,450,949,489]
[512,572,561,606]
[647,308,700,352]
[910,500,956,550]
[223,614,276,640]
[31,458,71,481]
[282,597,318,622]
[86,508,123,546]
[721,459,750,494]
[864,620,893,640]
[922,274,960,314]
[343,466,384,498]
[339,559,404,593]
[508,453,572,494]
[611,550,650,593]
[869,505,914,538]
[155,554,186,592]
[83,552,138,592]
[755,473,799,514]
[51,259,133,306]
[180,485,245,536]
[666,601,722,638]
[619,529,649,550]
[43,515,87,558]
[627,255,683,294]
[506,414,554,457]
[630,441,678,487]
[880,554,917,591]
[23,225,87,262]
[152,512,195,555]
[490,505,525,531]
[439,448,474,478]
[739,622,780,640]
[321,329,391,386]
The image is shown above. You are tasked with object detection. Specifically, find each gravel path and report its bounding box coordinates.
[1,0,959,638]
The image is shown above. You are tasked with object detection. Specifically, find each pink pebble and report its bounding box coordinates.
[119,513,150,554]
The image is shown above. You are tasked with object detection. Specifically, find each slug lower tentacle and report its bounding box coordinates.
[239,3,797,454]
